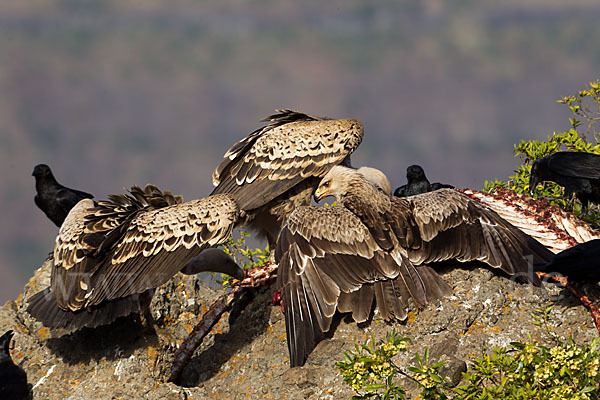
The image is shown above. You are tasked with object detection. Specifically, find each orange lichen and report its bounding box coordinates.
[461,321,486,336]
[500,305,511,314]
[37,327,50,339]
[487,325,503,334]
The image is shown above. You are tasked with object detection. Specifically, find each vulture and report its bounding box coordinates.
[211,109,364,249]
[536,239,600,282]
[529,152,600,213]
[357,166,392,195]
[0,330,29,400]
[393,165,454,197]
[276,166,553,367]
[27,185,245,333]
[32,164,94,227]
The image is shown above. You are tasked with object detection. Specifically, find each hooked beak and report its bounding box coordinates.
[528,175,539,195]
[314,187,329,202]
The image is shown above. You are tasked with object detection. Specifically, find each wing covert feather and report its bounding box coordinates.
[389,189,550,283]
[212,110,364,210]
[52,191,240,311]
[275,206,434,367]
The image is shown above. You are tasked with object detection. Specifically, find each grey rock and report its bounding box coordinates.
[1,260,598,399]
[282,367,319,388]
[437,354,467,386]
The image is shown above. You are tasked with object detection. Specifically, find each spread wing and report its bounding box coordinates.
[52,186,240,312]
[546,152,600,179]
[390,189,552,283]
[211,110,364,210]
[275,206,438,367]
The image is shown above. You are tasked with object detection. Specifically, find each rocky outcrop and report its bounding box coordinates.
[2,253,598,399]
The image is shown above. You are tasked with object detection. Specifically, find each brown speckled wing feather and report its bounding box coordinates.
[52,187,240,312]
[391,189,551,284]
[275,206,427,367]
[211,110,364,210]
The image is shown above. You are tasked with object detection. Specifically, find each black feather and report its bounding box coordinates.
[393,165,453,197]
[33,164,94,227]
[535,239,600,282]
[529,152,600,213]
[0,330,30,400]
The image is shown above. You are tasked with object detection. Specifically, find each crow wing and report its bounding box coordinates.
[536,239,600,281]
[546,152,600,179]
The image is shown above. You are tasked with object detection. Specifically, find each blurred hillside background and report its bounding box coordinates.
[1,0,600,302]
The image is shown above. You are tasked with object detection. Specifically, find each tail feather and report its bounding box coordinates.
[27,288,150,332]
[416,265,453,301]
[374,280,408,321]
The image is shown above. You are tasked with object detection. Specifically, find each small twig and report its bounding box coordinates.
[168,260,278,383]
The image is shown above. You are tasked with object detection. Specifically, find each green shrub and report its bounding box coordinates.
[336,330,410,399]
[337,308,600,399]
[484,81,600,228]
[217,230,269,285]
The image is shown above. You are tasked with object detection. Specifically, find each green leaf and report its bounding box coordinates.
[364,383,386,391]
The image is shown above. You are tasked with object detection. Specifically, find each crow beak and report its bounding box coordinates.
[528,176,539,195]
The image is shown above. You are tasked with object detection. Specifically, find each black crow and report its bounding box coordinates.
[32,164,94,227]
[536,239,600,281]
[0,330,30,400]
[393,165,453,197]
[529,152,600,214]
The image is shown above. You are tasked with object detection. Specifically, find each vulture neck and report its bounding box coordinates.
[338,176,390,212]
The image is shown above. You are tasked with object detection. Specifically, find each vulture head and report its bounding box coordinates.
[314,165,381,203]
[357,166,392,195]
[528,158,546,194]
[180,248,245,280]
